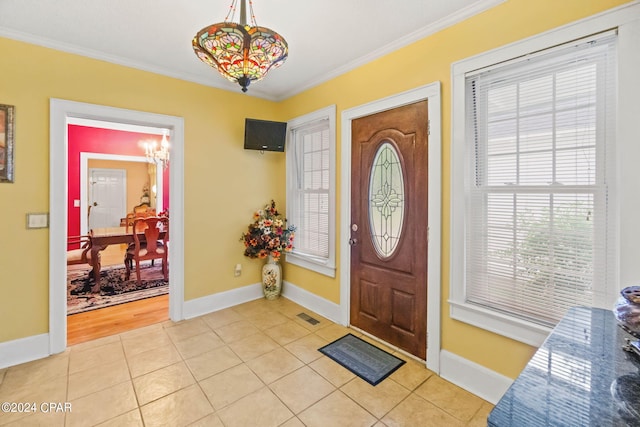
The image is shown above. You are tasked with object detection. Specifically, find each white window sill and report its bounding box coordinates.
[449,299,552,347]
[286,252,335,278]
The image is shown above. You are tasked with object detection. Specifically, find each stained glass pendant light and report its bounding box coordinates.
[192,0,288,93]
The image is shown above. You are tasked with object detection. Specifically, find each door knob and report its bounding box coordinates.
[349,238,358,246]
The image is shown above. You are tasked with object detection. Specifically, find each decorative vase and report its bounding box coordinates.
[262,255,282,300]
[613,286,640,357]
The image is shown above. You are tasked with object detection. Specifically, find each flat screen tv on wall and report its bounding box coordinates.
[244,118,287,152]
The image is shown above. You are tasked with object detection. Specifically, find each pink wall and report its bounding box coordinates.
[68,125,170,239]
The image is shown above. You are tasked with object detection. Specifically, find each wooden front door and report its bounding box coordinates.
[350,100,428,359]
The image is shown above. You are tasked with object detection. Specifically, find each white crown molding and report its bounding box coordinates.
[0,27,282,101]
[0,27,192,83]
[0,0,504,102]
[273,0,506,100]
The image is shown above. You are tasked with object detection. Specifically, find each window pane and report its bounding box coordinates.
[289,118,332,259]
[465,34,615,327]
[369,142,405,258]
[487,154,517,185]
[520,75,553,115]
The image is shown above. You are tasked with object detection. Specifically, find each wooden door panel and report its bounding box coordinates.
[351,100,428,359]
[357,268,417,322]
[359,252,414,276]
[391,290,415,333]
[358,279,382,320]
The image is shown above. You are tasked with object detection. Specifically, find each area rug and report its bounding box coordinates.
[67,263,168,315]
[318,333,405,386]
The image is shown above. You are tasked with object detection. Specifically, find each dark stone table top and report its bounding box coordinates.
[488,307,640,426]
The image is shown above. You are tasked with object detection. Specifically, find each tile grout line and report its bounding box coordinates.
[118,332,144,425]
[9,298,490,426]
[190,317,230,424]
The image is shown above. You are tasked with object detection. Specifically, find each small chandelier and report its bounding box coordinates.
[144,131,170,169]
[192,0,288,93]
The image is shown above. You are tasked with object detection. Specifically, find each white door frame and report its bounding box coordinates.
[340,82,442,373]
[49,99,185,354]
[80,153,164,236]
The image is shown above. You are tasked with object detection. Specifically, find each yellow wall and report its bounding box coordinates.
[0,0,631,380]
[279,0,632,378]
[0,36,285,343]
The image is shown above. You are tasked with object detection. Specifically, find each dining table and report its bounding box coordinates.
[89,226,167,292]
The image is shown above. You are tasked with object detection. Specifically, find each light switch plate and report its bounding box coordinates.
[26,213,49,229]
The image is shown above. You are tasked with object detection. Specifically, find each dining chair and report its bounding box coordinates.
[67,233,100,280]
[124,216,168,284]
[124,203,157,233]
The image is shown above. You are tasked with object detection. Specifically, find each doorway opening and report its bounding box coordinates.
[66,123,172,345]
[50,99,185,354]
[80,152,165,235]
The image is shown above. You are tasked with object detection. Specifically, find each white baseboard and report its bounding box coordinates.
[183,283,263,319]
[281,283,512,404]
[1,285,263,369]
[0,333,50,369]
[439,349,513,404]
[1,287,512,409]
[282,281,342,323]
[182,281,341,327]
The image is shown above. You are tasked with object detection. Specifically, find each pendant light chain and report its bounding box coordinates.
[248,0,258,27]
[224,0,238,23]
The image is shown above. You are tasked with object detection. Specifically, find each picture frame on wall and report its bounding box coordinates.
[0,104,15,183]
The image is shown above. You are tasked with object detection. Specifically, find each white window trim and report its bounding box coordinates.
[450,3,640,347]
[286,105,337,277]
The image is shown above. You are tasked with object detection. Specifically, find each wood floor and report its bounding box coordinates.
[67,244,169,346]
[67,294,169,346]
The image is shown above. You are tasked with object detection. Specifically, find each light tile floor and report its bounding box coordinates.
[0,297,493,426]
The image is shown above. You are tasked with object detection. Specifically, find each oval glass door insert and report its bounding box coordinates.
[368,141,405,258]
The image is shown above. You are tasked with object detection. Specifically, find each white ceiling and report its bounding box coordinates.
[0,0,502,101]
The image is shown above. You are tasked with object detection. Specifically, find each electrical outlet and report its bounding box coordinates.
[234,263,242,277]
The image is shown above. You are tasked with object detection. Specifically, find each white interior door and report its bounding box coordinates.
[88,168,126,229]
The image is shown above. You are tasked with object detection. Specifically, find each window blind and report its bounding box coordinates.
[464,32,616,326]
[290,118,331,260]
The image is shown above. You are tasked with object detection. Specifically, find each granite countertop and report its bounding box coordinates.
[488,307,640,427]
